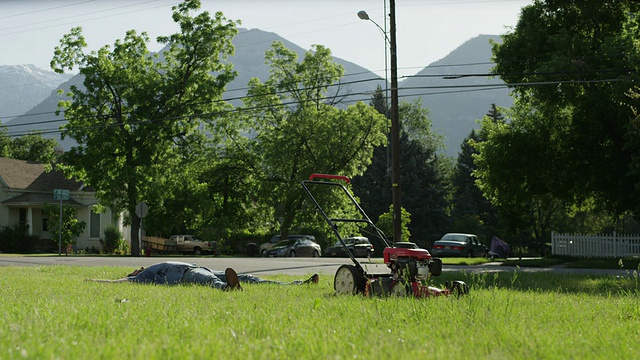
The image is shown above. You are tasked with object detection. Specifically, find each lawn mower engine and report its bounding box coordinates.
[365,247,469,297]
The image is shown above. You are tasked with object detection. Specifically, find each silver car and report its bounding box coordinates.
[430,233,488,258]
[265,238,321,257]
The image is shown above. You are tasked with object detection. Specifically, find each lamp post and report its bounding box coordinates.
[358,7,391,177]
[358,0,402,243]
[357,8,389,112]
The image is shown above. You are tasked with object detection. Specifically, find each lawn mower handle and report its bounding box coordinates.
[309,173,350,183]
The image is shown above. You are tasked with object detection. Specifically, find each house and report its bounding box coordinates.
[0,158,128,251]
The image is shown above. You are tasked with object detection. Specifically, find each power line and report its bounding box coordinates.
[0,0,97,21]
[3,76,630,138]
[5,60,634,121]
[0,0,177,36]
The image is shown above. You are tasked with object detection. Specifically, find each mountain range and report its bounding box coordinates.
[0,64,72,123]
[0,30,512,157]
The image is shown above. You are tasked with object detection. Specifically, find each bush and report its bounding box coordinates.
[0,224,43,253]
[102,225,125,254]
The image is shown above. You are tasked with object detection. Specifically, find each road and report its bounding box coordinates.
[0,255,632,277]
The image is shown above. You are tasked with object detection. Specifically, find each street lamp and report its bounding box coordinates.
[357,8,389,107]
[358,0,402,243]
[358,8,390,176]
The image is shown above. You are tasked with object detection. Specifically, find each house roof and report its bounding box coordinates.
[0,158,83,191]
[2,192,82,206]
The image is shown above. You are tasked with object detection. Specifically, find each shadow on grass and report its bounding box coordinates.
[433,267,640,296]
[503,256,640,270]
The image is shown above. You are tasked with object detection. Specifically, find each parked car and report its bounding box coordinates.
[394,241,418,249]
[430,233,488,258]
[324,236,374,257]
[259,234,315,256]
[265,238,322,257]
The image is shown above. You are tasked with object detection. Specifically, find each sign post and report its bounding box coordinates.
[135,201,148,256]
[53,189,70,255]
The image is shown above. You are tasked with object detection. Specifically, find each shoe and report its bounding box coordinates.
[303,273,319,285]
[225,268,243,291]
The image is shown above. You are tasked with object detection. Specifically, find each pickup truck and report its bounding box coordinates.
[143,235,216,255]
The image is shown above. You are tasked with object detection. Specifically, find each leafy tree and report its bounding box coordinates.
[450,105,503,242]
[491,0,640,217]
[472,101,571,251]
[0,126,12,156]
[42,204,86,254]
[0,126,58,163]
[354,92,451,246]
[50,0,239,255]
[376,205,411,243]
[399,102,451,244]
[11,132,59,163]
[240,41,387,238]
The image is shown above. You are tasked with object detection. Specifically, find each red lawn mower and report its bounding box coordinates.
[302,173,469,297]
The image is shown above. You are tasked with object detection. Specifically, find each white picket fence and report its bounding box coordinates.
[551,231,640,258]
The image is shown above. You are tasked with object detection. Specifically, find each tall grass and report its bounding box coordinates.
[1,266,639,359]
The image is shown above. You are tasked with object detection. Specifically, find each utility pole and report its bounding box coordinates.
[389,0,402,242]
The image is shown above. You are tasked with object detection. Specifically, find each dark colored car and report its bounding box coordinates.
[265,238,322,257]
[324,236,374,258]
[430,233,488,258]
[259,235,315,256]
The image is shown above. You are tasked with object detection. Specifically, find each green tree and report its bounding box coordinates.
[472,102,569,251]
[0,126,12,157]
[50,0,239,255]
[472,101,624,253]
[376,205,411,243]
[491,0,640,217]
[354,93,451,246]
[241,41,387,238]
[11,131,59,163]
[0,126,58,163]
[42,204,86,254]
[450,105,503,241]
[399,100,451,244]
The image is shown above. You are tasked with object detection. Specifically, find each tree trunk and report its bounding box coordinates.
[130,212,140,257]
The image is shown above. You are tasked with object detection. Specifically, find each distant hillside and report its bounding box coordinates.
[6,28,386,149]
[0,65,72,123]
[6,33,512,157]
[399,35,514,157]
[229,28,384,106]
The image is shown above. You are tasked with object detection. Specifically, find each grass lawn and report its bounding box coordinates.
[502,256,640,269]
[1,265,639,359]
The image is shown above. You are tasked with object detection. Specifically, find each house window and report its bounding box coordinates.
[90,210,100,238]
[42,218,50,232]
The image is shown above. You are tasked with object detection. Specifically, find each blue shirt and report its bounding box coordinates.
[128,261,195,284]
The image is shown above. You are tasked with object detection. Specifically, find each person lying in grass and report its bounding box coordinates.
[87,261,319,291]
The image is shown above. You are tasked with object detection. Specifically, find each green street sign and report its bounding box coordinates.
[53,189,70,201]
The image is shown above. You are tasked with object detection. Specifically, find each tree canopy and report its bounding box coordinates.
[50,0,239,255]
[0,126,58,163]
[240,41,387,238]
[483,0,640,218]
[353,88,451,246]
